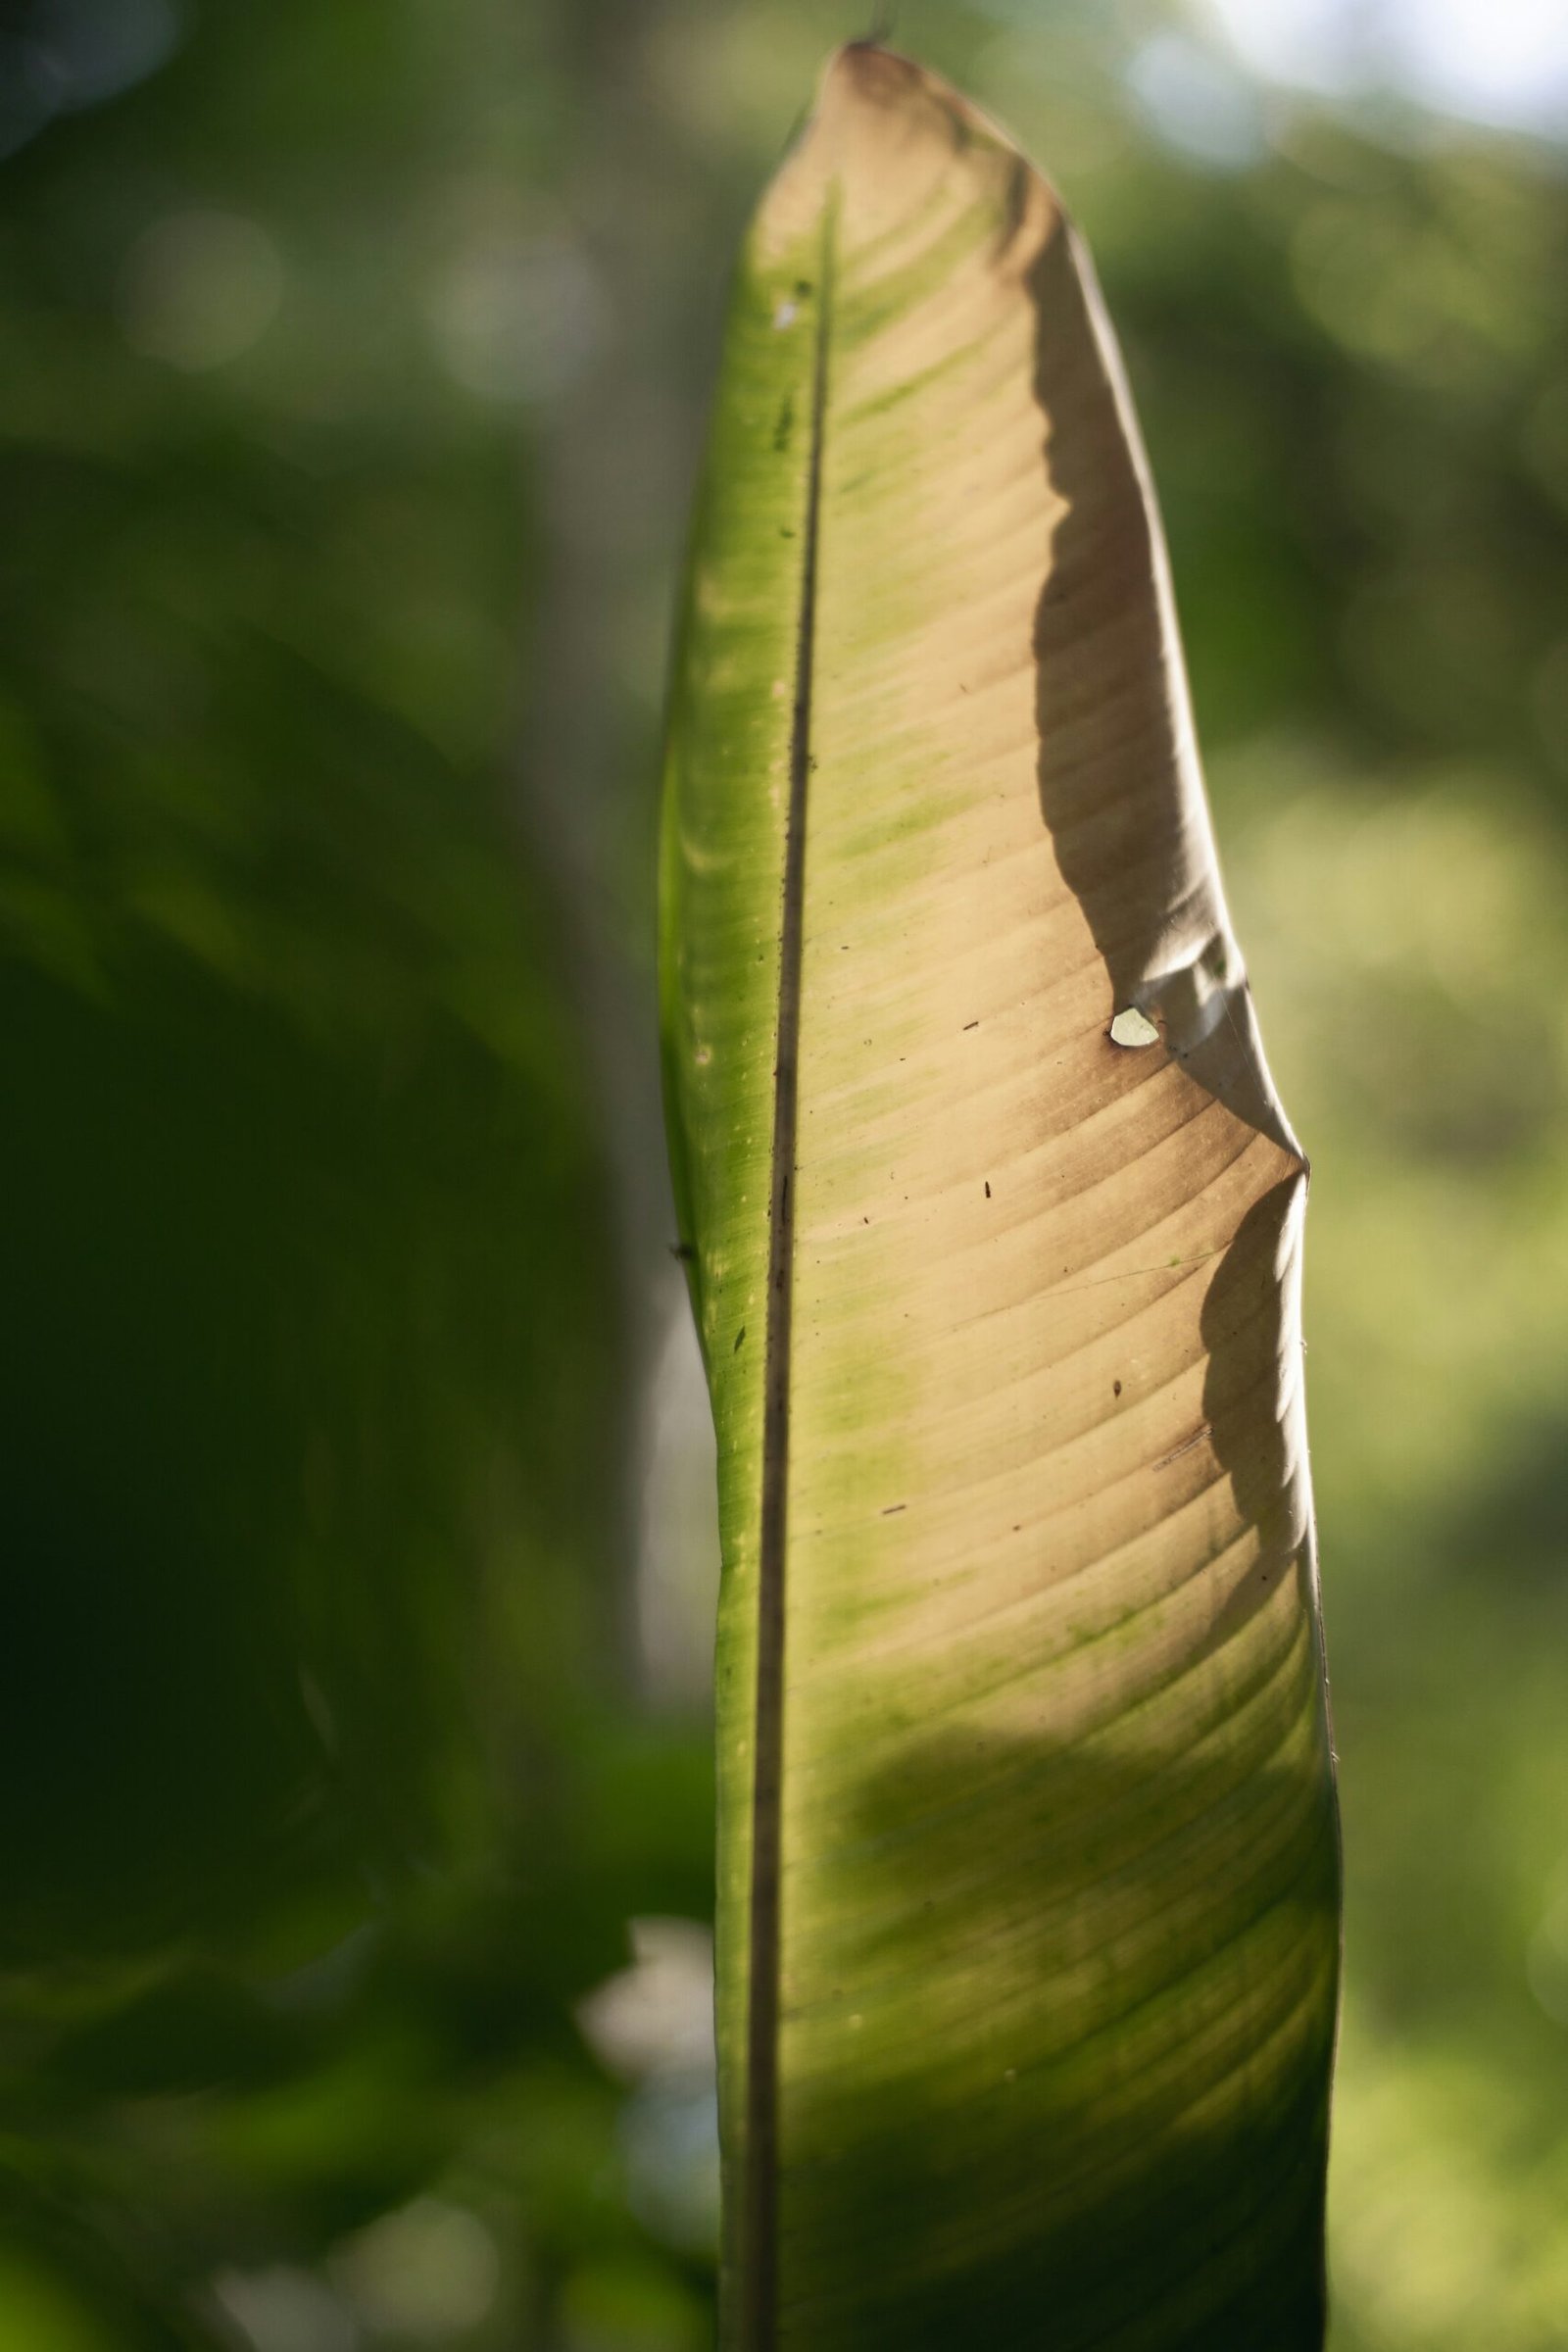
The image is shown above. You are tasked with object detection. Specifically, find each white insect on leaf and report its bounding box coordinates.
[1109,1005,1161,1049]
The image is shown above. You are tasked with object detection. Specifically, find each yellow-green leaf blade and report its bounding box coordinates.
[661,44,1340,2352]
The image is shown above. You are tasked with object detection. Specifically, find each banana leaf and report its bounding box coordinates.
[659,44,1340,2352]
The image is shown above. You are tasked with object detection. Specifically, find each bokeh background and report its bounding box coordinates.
[2,0,1566,2344]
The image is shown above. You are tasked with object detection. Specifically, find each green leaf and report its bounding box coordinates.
[660,44,1340,2352]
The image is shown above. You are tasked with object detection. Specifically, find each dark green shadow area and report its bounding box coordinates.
[780,1726,1338,2352]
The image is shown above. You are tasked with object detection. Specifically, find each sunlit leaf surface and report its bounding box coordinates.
[661,46,1340,2351]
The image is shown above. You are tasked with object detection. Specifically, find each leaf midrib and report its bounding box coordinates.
[744,195,837,2352]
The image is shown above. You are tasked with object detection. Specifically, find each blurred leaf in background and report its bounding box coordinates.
[2,0,1568,2346]
[0,0,713,2344]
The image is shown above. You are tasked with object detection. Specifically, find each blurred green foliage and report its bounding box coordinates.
[1,0,1566,2345]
